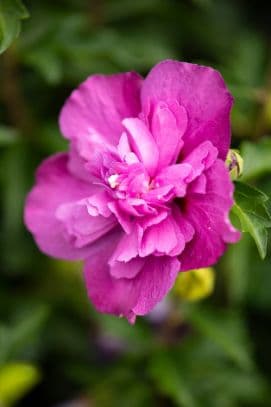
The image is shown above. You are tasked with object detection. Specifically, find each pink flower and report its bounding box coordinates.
[24,60,240,323]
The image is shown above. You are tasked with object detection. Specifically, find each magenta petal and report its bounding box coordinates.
[188,174,207,194]
[84,233,180,321]
[150,100,187,168]
[109,229,139,263]
[183,141,218,182]
[179,160,240,270]
[131,256,180,316]
[122,118,159,176]
[155,163,192,197]
[84,229,140,318]
[139,215,185,257]
[142,60,233,160]
[67,144,96,183]
[56,194,116,249]
[24,154,101,260]
[107,201,132,234]
[110,257,146,279]
[60,72,142,146]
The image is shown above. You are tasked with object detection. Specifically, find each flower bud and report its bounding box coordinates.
[226,149,244,180]
[173,267,215,301]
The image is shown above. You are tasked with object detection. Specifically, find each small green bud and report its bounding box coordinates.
[226,149,244,180]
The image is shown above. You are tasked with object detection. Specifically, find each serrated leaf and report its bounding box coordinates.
[0,0,29,53]
[241,138,271,181]
[233,182,271,259]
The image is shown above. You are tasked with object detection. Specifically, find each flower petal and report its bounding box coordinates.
[150,100,187,168]
[109,228,139,263]
[182,141,218,182]
[24,153,103,260]
[131,256,180,316]
[60,72,142,146]
[84,234,180,322]
[179,160,241,270]
[139,214,185,257]
[110,257,146,279]
[155,163,192,197]
[56,192,116,249]
[141,60,233,160]
[84,229,142,319]
[122,118,159,176]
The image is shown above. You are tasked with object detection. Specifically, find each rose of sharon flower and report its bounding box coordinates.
[24,60,240,323]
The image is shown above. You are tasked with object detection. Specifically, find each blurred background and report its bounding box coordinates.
[1,0,271,406]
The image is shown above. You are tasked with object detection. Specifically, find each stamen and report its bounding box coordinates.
[108,174,119,188]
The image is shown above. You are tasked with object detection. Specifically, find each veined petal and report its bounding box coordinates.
[60,72,142,146]
[142,60,233,160]
[179,160,240,270]
[131,256,180,316]
[84,234,180,322]
[84,229,139,319]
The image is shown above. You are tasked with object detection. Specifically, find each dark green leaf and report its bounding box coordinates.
[149,352,198,407]
[0,0,29,53]
[184,306,253,371]
[233,181,271,259]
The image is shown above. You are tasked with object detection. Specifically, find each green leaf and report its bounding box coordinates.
[184,306,253,371]
[241,138,271,181]
[0,306,49,364]
[0,0,29,54]
[223,234,252,305]
[149,352,198,407]
[232,181,271,259]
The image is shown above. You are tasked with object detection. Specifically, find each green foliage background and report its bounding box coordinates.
[1,0,271,406]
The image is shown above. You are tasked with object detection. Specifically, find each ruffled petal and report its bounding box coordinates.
[84,234,180,322]
[179,160,240,270]
[59,72,142,146]
[110,257,146,279]
[150,100,187,168]
[122,118,159,176]
[154,163,192,197]
[182,141,218,182]
[84,229,142,319]
[139,214,186,257]
[141,60,233,160]
[131,256,180,316]
[24,153,104,260]
[56,191,116,249]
